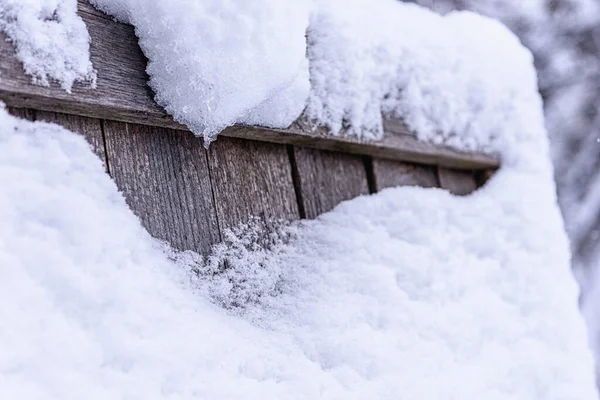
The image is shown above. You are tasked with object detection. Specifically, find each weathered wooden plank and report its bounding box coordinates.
[35,111,107,169]
[474,169,495,188]
[7,107,35,121]
[103,121,220,254]
[0,0,499,171]
[437,168,478,196]
[207,136,299,230]
[371,158,439,191]
[291,147,369,219]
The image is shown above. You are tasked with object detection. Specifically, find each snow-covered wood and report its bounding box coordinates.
[0,0,499,171]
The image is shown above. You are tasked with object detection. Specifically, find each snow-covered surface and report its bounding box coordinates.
[0,0,96,92]
[3,0,532,152]
[406,0,600,376]
[1,23,598,395]
[0,79,597,397]
[91,0,311,143]
[0,0,597,398]
[306,0,522,148]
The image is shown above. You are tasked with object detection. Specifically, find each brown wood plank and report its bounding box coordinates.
[291,147,369,219]
[371,158,439,191]
[207,136,299,230]
[0,0,499,171]
[103,121,220,254]
[437,168,478,196]
[35,111,107,169]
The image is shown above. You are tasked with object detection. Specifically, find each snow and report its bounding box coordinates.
[1,90,596,397]
[0,0,96,92]
[1,0,530,152]
[0,0,597,398]
[306,0,527,149]
[90,0,533,152]
[91,0,311,144]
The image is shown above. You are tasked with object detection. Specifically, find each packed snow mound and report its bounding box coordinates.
[307,0,533,149]
[0,0,96,92]
[1,99,596,398]
[0,106,327,399]
[91,0,311,144]
[1,0,598,398]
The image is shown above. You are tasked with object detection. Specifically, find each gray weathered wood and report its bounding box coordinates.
[371,158,439,191]
[474,169,495,188]
[7,107,35,121]
[437,168,478,196]
[36,111,108,169]
[0,0,499,171]
[207,136,299,230]
[292,147,369,219]
[103,121,220,254]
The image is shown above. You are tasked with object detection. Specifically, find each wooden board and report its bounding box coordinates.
[207,136,299,230]
[103,121,220,254]
[437,168,478,196]
[7,107,35,121]
[35,111,108,169]
[0,0,499,171]
[371,158,439,191]
[291,147,369,219]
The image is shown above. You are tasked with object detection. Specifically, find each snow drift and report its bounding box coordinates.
[0,0,597,398]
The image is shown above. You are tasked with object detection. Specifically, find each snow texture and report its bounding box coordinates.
[405,0,600,380]
[88,0,523,152]
[0,0,96,92]
[305,0,526,149]
[91,0,311,144]
[0,0,597,398]
[0,16,598,395]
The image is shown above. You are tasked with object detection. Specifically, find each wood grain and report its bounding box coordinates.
[36,111,108,169]
[0,0,499,171]
[103,121,220,254]
[371,158,439,191]
[291,147,369,219]
[7,107,35,121]
[437,168,478,196]
[207,136,299,230]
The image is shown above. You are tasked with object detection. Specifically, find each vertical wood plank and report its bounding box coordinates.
[7,107,35,120]
[291,147,370,219]
[371,158,439,191]
[437,167,478,196]
[103,121,220,254]
[35,111,107,169]
[207,136,299,230]
[474,169,495,188]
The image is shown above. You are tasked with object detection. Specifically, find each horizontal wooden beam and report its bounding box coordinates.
[0,0,499,170]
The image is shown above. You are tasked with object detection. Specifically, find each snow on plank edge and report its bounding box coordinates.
[0,0,499,170]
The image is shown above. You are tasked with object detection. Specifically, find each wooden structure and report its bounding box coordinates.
[0,0,498,255]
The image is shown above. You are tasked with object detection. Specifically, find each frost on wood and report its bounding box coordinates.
[169,217,298,312]
[0,0,96,92]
